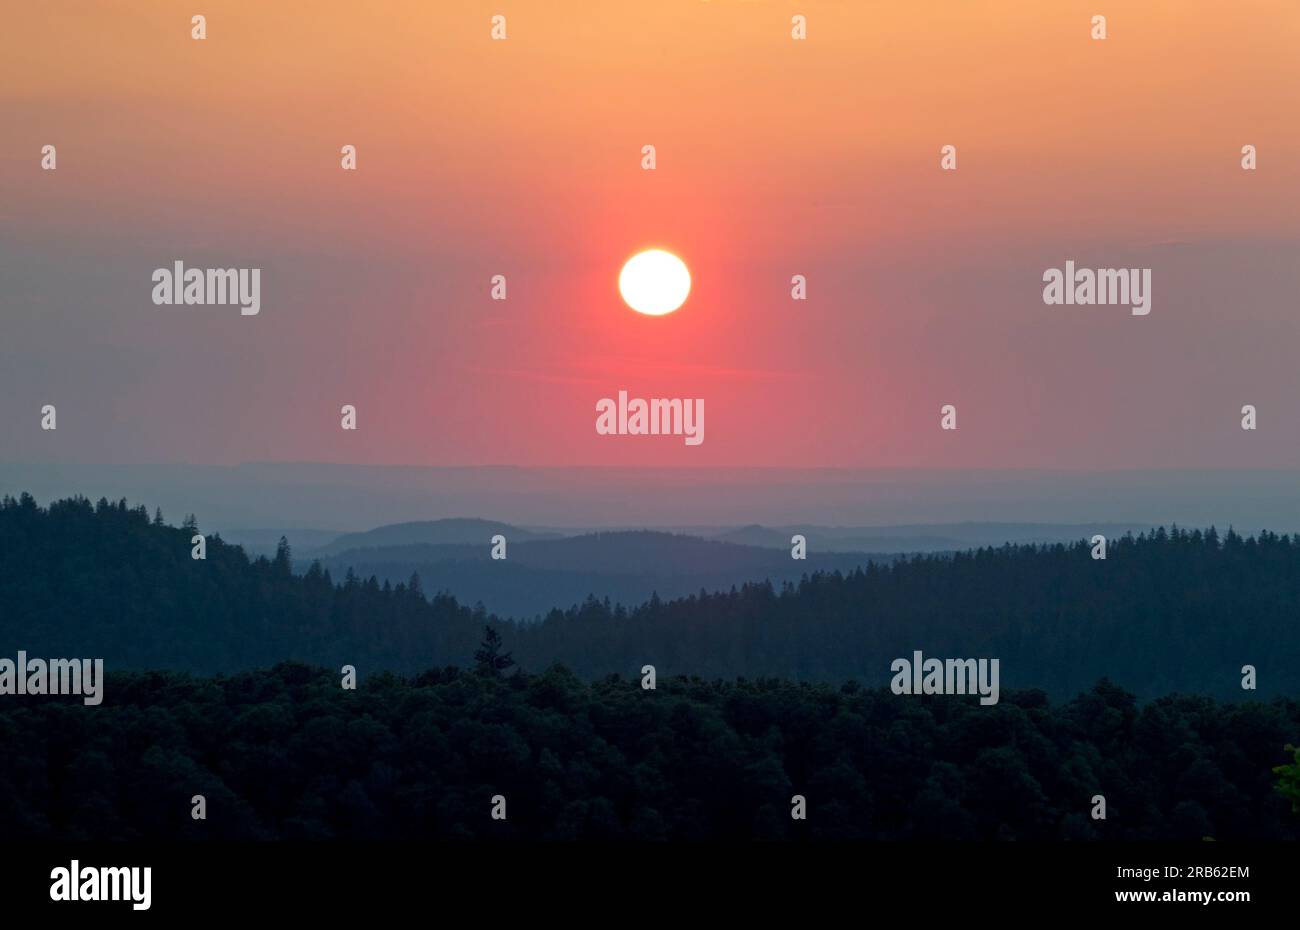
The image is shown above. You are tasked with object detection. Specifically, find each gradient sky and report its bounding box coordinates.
[3,0,1299,469]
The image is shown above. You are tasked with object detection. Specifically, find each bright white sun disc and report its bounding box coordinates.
[619,250,690,316]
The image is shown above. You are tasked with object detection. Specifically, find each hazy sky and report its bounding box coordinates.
[3,1,1299,469]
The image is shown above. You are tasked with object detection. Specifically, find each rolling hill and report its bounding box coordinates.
[315,530,893,619]
[2,494,1298,700]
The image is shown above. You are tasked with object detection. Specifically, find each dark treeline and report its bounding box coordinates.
[0,494,486,674]
[1,661,1297,841]
[2,494,1299,698]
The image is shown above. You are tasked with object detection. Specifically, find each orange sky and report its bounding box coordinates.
[2,1,1299,468]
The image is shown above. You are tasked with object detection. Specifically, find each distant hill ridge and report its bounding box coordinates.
[315,529,893,619]
[294,519,1152,618]
[311,518,563,556]
[1,494,1294,700]
[240,517,1155,560]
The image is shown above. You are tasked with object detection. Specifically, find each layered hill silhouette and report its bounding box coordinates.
[223,517,1152,618]
[315,530,891,619]
[709,522,1153,552]
[2,493,1297,699]
[311,518,564,557]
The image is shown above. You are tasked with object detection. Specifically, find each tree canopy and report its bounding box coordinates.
[1,494,1297,700]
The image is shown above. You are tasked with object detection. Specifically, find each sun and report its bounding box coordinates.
[619,249,691,316]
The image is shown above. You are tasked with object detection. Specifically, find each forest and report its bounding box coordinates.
[1,493,1298,699]
[1,660,1297,841]
[1,494,1298,840]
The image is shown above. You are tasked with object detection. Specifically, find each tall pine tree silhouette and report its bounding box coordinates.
[474,625,515,677]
